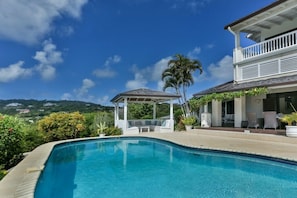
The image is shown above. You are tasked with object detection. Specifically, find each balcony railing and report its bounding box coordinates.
[242,30,297,60]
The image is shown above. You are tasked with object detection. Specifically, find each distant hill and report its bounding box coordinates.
[0,99,113,119]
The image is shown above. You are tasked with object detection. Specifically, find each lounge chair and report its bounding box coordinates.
[247,112,259,129]
[263,111,278,130]
[159,119,172,132]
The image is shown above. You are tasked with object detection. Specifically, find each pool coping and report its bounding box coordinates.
[1,129,297,198]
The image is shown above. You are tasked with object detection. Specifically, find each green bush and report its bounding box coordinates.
[37,112,86,141]
[0,114,25,169]
[0,165,7,180]
[105,127,122,136]
[23,124,46,152]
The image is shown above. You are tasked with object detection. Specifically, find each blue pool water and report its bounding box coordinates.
[35,137,297,198]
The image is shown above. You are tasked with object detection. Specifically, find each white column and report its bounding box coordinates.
[116,103,119,120]
[234,96,246,127]
[212,100,222,127]
[114,103,117,127]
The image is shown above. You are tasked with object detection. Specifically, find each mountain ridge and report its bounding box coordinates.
[0,99,113,117]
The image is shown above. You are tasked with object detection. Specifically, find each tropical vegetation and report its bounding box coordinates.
[162,54,203,117]
[189,87,268,112]
[181,116,196,126]
[280,113,297,126]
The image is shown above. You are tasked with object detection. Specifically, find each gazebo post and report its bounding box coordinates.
[170,99,174,131]
[114,102,119,127]
[153,103,156,120]
[124,98,128,131]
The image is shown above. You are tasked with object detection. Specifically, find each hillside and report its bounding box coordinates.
[0,99,113,119]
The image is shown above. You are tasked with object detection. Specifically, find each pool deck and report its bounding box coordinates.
[1,128,297,198]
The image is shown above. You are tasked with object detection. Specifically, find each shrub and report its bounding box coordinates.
[0,114,25,169]
[37,112,86,141]
[105,127,122,136]
[181,116,197,125]
[0,165,7,180]
[23,124,46,152]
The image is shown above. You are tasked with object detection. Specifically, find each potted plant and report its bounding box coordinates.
[181,116,196,131]
[280,112,297,137]
[97,122,108,137]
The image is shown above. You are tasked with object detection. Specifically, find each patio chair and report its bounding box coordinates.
[263,111,278,130]
[247,112,259,129]
[160,119,172,132]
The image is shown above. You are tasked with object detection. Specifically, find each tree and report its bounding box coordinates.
[162,54,202,116]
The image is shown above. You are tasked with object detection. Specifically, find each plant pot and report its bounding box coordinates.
[99,134,105,137]
[285,126,297,138]
[185,125,192,131]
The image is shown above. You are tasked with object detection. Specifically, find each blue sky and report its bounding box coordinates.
[0,0,274,105]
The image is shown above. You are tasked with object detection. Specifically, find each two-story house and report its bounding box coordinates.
[194,0,297,129]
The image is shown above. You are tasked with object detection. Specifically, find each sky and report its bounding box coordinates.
[0,0,275,106]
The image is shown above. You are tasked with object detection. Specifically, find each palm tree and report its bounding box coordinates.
[162,54,202,116]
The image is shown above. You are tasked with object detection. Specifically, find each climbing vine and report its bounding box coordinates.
[189,87,268,112]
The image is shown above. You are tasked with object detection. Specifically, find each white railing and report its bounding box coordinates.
[242,30,297,60]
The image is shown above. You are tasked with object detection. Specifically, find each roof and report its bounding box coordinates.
[110,88,181,103]
[224,0,297,42]
[193,74,297,97]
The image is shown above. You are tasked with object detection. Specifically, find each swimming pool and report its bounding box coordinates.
[35,137,297,198]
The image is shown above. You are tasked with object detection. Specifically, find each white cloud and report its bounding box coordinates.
[151,57,171,81]
[0,61,32,82]
[169,0,210,12]
[74,78,95,98]
[93,68,116,78]
[187,47,201,59]
[151,57,171,90]
[0,0,88,45]
[61,93,73,100]
[198,55,233,84]
[34,39,63,80]
[57,26,74,37]
[187,0,210,11]
[104,55,121,67]
[93,55,120,78]
[97,95,110,105]
[125,65,148,90]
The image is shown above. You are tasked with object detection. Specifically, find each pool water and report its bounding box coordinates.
[35,137,297,198]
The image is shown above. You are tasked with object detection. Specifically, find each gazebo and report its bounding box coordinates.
[110,88,181,134]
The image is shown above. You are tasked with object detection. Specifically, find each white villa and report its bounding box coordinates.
[194,0,297,129]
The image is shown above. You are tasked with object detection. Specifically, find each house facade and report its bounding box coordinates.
[194,0,297,128]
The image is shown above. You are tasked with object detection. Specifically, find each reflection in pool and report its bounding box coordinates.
[35,137,297,198]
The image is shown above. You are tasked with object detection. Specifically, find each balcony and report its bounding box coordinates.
[242,30,297,60]
[235,30,297,82]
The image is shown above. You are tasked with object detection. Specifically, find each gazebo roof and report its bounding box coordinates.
[110,88,181,103]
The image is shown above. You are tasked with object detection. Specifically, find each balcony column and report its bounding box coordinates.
[228,27,243,63]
